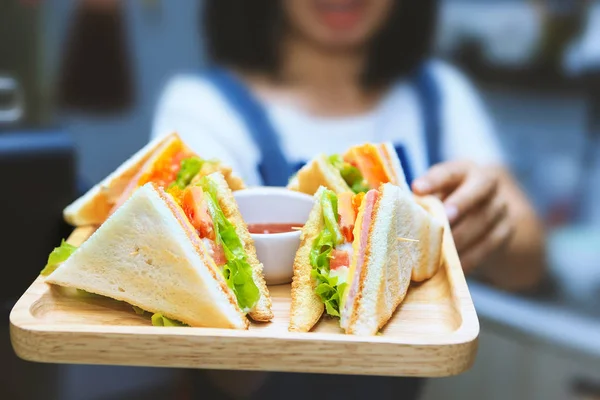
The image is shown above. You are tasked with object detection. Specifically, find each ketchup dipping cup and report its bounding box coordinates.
[233,187,314,285]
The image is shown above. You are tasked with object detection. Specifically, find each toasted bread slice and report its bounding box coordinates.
[288,187,328,332]
[193,161,246,191]
[341,184,412,336]
[63,133,177,227]
[47,183,249,329]
[287,154,351,195]
[203,172,273,322]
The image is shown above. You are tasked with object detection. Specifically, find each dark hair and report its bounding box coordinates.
[203,0,438,88]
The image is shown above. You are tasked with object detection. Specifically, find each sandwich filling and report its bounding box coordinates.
[328,155,370,194]
[178,176,260,312]
[310,187,382,325]
[41,239,77,276]
[327,144,396,193]
[310,189,364,317]
[136,140,194,188]
[111,138,221,215]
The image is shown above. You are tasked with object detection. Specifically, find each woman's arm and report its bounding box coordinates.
[413,161,546,292]
[426,63,546,291]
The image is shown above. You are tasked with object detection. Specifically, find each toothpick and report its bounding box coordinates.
[397,237,419,243]
[291,227,303,231]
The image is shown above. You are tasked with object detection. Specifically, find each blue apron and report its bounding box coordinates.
[203,64,442,186]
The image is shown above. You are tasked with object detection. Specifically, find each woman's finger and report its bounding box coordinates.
[459,218,513,273]
[444,169,498,223]
[412,161,471,196]
[452,194,508,253]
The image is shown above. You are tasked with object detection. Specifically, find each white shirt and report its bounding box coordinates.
[151,60,503,186]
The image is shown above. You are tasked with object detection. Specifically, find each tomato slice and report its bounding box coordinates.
[330,249,350,270]
[337,192,356,242]
[182,186,215,240]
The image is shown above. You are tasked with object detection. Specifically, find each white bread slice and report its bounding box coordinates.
[412,195,445,282]
[47,183,249,329]
[341,184,413,336]
[287,154,351,195]
[288,187,327,332]
[375,143,443,281]
[202,172,273,322]
[378,142,410,191]
[63,133,177,227]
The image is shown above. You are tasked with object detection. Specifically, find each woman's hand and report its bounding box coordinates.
[412,161,514,273]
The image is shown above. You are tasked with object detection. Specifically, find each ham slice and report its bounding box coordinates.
[341,189,379,323]
[203,238,227,267]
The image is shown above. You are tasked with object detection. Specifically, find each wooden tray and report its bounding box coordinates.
[10,200,479,378]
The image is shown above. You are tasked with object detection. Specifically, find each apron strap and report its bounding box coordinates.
[203,68,293,186]
[389,63,443,187]
[392,144,415,187]
[411,63,443,167]
[203,64,442,187]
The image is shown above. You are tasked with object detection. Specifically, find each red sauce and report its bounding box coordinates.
[247,223,303,234]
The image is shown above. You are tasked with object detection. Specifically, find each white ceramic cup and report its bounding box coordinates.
[233,187,314,285]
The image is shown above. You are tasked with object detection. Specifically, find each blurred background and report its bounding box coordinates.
[1,0,599,399]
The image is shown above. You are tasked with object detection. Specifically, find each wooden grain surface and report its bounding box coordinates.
[10,198,479,377]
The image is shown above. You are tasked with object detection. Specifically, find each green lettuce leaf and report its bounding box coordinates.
[132,306,146,315]
[328,155,369,194]
[151,313,188,327]
[321,190,344,245]
[309,190,347,317]
[41,240,77,276]
[76,289,101,298]
[198,177,260,312]
[349,180,370,194]
[170,157,204,189]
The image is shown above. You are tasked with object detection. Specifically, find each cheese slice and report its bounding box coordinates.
[344,144,394,188]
